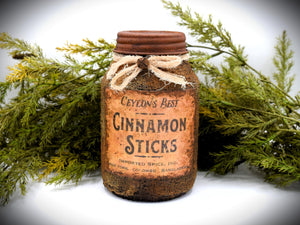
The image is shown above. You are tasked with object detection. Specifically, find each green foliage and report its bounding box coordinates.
[273,30,295,93]
[1,1,300,206]
[0,32,114,205]
[163,0,300,186]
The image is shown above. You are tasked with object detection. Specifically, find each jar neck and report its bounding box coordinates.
[107,53,191,91]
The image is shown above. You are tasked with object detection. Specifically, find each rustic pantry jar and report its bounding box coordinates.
[101,30,199,201]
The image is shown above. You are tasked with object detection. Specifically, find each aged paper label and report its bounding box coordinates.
[105,88,195,178]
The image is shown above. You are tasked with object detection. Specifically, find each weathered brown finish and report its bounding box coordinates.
[101,31,199,201]
[114,30,188,55]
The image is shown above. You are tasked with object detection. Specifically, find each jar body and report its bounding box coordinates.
[101,60,199,201]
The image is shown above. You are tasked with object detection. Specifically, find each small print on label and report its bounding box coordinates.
[105,89,195,178]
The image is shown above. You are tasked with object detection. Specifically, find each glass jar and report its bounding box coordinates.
[101,30,199,201]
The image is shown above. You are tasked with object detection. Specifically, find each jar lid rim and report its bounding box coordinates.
[114,30,188,55]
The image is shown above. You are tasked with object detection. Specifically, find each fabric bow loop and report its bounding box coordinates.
[106,53,190,91]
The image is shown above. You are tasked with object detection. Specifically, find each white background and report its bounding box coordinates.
[0,0,300,225]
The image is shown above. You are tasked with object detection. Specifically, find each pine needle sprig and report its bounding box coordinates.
[163,0,300,186]
[162,0,299,106]
[273,30,295,94]
[0,33,114,205]
[162,0,247,66]
[0,32,43,59]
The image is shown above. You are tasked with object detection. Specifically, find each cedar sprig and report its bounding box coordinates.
[0,32,43,59]
[273,30,295,94]
[162,0,247,67]
[0,33,114,205]
[163,0,300,186]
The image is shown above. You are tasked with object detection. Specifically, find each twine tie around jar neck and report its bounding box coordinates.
[107,53,191,91]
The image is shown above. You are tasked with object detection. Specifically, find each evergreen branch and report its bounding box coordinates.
[187,40,297,106]
[163,0,300,186]
[163,1,297,105]
[0,32,43,59]
[186,43,240,61]
[208,99,300,125]
[0,33,111,205]
[56,38,115,56]
[273,30,295,93]
[162,0,246,62]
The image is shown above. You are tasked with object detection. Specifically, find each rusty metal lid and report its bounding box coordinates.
[114,30,188,55]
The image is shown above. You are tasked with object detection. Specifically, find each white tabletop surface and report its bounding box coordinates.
[1,164,300,225]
